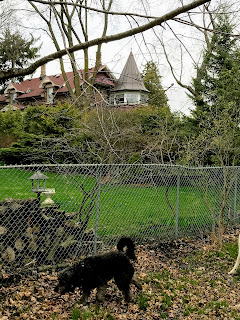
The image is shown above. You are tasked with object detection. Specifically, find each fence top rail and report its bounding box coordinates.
[1,163,240,170]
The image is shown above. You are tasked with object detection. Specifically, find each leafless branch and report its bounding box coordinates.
[0,0,211,81]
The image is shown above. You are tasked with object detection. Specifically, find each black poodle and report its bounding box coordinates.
[54,237,141,303]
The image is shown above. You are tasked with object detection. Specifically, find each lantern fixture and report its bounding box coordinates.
[28,170,49,193]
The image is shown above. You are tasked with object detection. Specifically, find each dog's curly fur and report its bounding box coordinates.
[54,237,141,303]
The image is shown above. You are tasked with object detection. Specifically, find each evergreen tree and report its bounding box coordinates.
[185,10,240,166]
[0,29,40,90]
[190,11,239,122]
[142,61,169,110]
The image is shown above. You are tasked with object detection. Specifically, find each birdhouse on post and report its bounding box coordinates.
[28,171,49,207]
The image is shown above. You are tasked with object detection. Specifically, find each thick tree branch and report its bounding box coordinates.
[0,0,211,81]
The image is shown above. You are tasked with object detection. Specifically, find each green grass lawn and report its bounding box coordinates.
[0,167,223,241]
[97,184,215,239]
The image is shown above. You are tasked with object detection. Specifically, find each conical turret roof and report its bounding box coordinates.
[113,52,149,92]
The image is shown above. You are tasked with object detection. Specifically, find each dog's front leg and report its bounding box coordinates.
[79,291,90,305]
[96,285,107,302]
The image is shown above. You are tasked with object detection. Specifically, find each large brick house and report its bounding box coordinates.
[0,64,115,111]
[0,53,149,111]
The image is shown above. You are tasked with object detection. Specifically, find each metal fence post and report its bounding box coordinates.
[93,168,101,256]
[175,168,180,239]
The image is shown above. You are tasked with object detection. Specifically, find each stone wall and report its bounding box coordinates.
[0,198,95,267]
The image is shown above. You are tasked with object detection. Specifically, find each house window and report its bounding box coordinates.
[125,93,138,104]
[140,94,148,104]
[109,95,115,105]
[47,87,54,103]
[116,94,124,104]
[9,92,17,105]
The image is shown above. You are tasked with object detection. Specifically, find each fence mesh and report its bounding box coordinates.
[1,164,240,285]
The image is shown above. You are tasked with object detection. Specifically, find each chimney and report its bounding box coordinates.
[40,64,46,78]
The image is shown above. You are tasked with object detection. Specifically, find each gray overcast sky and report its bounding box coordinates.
[7,0,240,114]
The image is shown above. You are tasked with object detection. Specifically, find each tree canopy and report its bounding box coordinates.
[0,29,40,89]
[142,61,169,110]
[190,11,239,121]
[182,10,240,166]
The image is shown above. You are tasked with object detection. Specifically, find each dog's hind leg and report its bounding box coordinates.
[96,285,107,302]
[122,284,132,303]
[131,275,142,290]
[114,276,132,303]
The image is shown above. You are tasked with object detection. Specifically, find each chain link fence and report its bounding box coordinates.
[1,164,240,284]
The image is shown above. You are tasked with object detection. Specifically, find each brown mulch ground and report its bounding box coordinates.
[2,229,240,319]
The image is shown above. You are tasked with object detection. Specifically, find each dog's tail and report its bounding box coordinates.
[117,237,137,261]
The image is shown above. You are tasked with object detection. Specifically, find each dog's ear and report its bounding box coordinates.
[126,248,137,261]
[117,237,137,260]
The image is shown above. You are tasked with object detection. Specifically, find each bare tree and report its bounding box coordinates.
[160,1,240,102]
[0,0,211,83]
[27,0,113,105]
[0,0,19,32]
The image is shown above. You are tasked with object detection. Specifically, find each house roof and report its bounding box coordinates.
[113,52,149,92]
[0,94,7,102]
[1,65,115,103]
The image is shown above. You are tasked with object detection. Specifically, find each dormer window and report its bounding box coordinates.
[39,76,55,104]
[9,92,17,105]
[47,87,54,103]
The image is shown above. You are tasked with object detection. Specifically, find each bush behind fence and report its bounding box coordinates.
[0,164,240,280]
